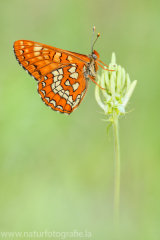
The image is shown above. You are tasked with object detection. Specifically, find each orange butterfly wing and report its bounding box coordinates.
[13,40,90,114]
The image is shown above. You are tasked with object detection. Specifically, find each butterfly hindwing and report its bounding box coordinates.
[38,66,88,114]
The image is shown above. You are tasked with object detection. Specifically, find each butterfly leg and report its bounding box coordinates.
[98,59,109,67]
[88,76,105,90]
[97,62,115,71]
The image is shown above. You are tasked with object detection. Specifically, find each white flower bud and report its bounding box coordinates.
[95,52,137,121]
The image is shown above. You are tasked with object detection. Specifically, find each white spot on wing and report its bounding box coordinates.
[45,97,50,102]
[63,94,68,100]
[67,101,72,107]
[50,99,56,107]
[58,75,63,81]
[72,95,81,108]
[68,66,76,73]
[72,82,79,91]
[56,105,63,110]
[67,95,74,107]
[63,90,70,100]
[58,68,63,75]
[68,95,73,103]
[70,72,78,79]
[56,85,63,92]
[65,90,69,96]
[54,76,58,82]
[59,90,65,97]
[53,88,58,94]
[41,90,46,96]
[51,83,55,90]
[55,81,61,87]
[42,82,46,87]
[52,70,59,76]
[65,80,71,86]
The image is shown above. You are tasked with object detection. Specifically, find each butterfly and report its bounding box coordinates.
[13,27,109,114]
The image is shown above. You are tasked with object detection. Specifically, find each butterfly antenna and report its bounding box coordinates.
[91,26,96,53]
[92,33,100,51]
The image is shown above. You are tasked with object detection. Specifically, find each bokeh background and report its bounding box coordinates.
[0,0,160,239]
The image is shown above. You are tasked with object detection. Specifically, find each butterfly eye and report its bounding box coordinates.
[92,53,97,60]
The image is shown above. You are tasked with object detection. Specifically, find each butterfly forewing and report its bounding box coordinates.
[13,40,92,114]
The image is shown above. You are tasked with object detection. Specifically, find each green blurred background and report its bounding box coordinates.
[0,0,160,239]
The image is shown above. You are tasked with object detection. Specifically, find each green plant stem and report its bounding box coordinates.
[113,109,120,227]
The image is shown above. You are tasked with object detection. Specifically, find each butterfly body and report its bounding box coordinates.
[84,50,100,80]
[13,40,100,114]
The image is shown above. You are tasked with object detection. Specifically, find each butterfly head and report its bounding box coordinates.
[92,50,100,60]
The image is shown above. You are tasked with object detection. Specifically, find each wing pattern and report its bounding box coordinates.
[13,40,90,114]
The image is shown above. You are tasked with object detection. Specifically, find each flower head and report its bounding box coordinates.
[95,53,137,122]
